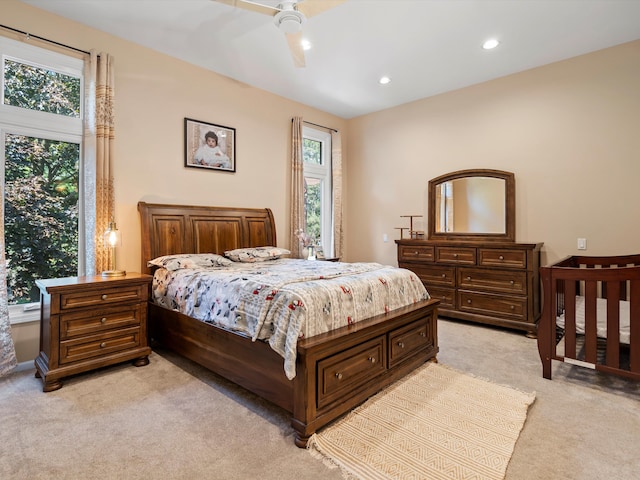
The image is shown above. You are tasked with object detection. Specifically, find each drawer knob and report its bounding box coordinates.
[414,251,419,255]
[467,299,472,304]
[453,253,458,258]
[397,341,405,349]
[368,356,376,363]
[499,255,504,260]
[441,273,446,278]
[101,294,108,300]
[511,305,515,310]
[100,342,107,348]
[466,276,471,281]
[100,317,107,324]
[419,331,426,337]
[510,280,515,285]
[335,373,343,380]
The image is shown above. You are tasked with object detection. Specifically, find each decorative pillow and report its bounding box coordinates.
[224,246,290,263]
[148,253,233,271]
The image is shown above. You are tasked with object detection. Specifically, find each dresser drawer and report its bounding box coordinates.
[318,336,386,409]
[59,326,142,365]
[389,319,433,367]
[426,286,455,309]
[457,268,527,295]
[398,245,434,262]
[458,291,527,321]
[404,265,455,287]
[478,249,527,269]
[435,247,476,265]
[59,285,147,310]
[59,305,143,340]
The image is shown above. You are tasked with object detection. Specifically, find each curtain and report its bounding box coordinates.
[83,52,116,275]
[331,130,343,259]
[0,226,17,377]
[290,117,305,258]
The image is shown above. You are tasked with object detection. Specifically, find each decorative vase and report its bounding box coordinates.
[307,245,316,261]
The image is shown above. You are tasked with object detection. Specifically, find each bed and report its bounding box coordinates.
[138,202,440,447]
[537,254,640,381]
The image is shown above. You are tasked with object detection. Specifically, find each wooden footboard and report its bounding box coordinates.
[149,298,439,447]
[538,254,640,381]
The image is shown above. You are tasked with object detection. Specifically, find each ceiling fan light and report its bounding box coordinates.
[275,10,305,34]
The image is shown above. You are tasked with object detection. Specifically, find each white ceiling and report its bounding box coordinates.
[20,0,640,119]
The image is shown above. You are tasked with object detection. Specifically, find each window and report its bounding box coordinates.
[1,36,84,318]
[302,126,332,256]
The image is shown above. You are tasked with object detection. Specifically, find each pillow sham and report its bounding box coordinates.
[148,253,233,271]
[224,246,290,263]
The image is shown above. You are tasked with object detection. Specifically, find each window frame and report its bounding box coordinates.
[1,36,85,323]
[302,125,333,257]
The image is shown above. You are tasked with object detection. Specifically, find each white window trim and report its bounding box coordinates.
[1,36,85,317]
[302,126,333,256]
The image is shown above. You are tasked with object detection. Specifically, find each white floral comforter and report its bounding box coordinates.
[152,258,429,379]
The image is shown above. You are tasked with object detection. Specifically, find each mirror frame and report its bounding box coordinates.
[427,169,515,242]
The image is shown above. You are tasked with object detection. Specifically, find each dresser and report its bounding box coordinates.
[397,240,543,336]
[34,273,152,392]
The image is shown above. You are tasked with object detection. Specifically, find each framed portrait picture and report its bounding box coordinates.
[184,117,236,172]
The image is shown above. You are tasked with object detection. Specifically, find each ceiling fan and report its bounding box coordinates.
[212,0,345,67]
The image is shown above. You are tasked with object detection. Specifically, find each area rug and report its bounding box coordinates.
[307,362,536,480]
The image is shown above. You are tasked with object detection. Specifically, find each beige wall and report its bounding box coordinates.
[346,40,640,267]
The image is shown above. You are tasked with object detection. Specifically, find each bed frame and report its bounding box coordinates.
[538,254,640,381]
[138,202,440,446]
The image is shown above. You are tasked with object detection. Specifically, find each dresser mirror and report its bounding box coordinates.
[427,169,515,242]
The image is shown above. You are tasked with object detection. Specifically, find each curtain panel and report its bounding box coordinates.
[290,117,305,258]
[331,130,343,259]
[0,231,17,377]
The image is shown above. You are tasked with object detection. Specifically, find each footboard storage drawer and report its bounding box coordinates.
[398,239,542,335]
[318,336,387,409]
[389,319,433,367]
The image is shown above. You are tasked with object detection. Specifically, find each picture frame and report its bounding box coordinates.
[184,117,236,172]
[315,246,325,259]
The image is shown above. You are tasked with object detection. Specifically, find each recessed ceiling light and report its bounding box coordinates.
[301,39,312,51]
[379,76,391,85]
[482,39,500,50]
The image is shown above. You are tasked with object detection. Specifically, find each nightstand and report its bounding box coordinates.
[34,273,152,392]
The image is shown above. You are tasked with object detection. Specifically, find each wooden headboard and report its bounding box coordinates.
[138,202,277,274]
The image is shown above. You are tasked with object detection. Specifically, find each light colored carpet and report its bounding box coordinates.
[308,362,535,480]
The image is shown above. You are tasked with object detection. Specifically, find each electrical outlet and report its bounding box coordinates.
[577,238,587,250]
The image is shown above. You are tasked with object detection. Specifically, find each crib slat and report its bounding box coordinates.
[605,281,621,368]
[565,280,577,359]
[584,281,598,365]
[630,280,640,373]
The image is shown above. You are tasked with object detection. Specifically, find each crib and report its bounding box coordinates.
[538,254,640,381]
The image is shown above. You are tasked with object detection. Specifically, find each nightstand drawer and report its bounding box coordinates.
[59,326,142,364]
[60,305,143,340]
[59,285,146,310]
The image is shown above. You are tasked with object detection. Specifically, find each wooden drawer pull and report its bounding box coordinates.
[510,280,515,285]
[397,341,405,349]
[466,276,471,281]
[499,255,504,260]
[100,317,107,324]
[419,331,426,337]
[368,356,376,363]
[441,273,446,278]
[101,294,108,300]
[335,372,343,380]
[511,305,515,310]
[414,251,419,255]
[100,342,107,348]
[453,253,458,258]
[467,299,472,304]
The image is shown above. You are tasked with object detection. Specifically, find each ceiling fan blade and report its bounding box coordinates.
[286,31,305,68]
[211,0,278,16]
[296,0,347,18]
